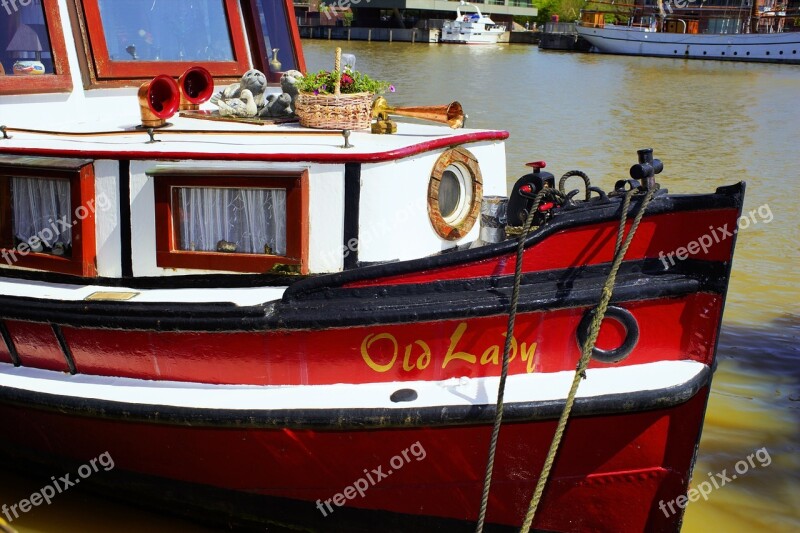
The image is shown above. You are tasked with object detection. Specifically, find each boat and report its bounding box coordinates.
[576,0,800,63]
[441,1,507,44]
[0,1,745,531]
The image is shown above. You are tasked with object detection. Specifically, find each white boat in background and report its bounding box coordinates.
[441,1,506,44]
[576,0,800,64]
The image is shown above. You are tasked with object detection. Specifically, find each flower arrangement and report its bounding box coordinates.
[297,67,395,96]
[295,48,393,130]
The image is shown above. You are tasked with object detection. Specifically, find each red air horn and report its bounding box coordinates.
[138,74,180,128]
[178,66,214,111]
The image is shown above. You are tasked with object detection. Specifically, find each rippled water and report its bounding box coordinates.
[2,41,798,532]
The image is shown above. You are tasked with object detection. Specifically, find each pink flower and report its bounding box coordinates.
[313,89,319,95]
[389,85,396,93]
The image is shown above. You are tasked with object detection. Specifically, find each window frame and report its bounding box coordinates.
[0,157,97,277]
[427,147,483,241]
[0,0,73,95]
[76,0,251,82]
[153,170,309,274]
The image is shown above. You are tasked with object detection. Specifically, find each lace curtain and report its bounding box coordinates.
[178,187,287,255]
[11,177,72,248]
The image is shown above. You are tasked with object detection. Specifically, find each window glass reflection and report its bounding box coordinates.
[97,0,235,62]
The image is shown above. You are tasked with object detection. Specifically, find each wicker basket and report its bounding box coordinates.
[295,92,373,130]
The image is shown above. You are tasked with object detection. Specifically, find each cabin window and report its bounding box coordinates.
[0,0,72,94]
[77,0,250,81]
[427,147,483,241]
[245,0,305,81]
[0,157,97,277]
[153,171,308,273]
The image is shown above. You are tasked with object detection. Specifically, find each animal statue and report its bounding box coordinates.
[260,93,292,118]
[280,70,303,102]
[211,68,303,119]
[213,89,257,118]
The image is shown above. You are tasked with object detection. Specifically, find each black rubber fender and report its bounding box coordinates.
[576,305,639,363]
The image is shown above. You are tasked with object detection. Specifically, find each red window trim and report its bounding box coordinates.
[0,0,73,95]
[78,0,250,81]
[154,171,309,274]
[0,159,97,277]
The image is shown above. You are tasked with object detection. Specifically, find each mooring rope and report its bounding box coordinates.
[518,185,658,532]
[475,187,548,533]
[558,170,591,201]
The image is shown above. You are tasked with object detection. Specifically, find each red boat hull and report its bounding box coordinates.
[0,184,745,531]
[0,387,708,531]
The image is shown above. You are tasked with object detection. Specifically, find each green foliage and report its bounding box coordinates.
[297,67,392,95]
[534,0,587,25]
[342,11,354,26]
[534,0,559,25]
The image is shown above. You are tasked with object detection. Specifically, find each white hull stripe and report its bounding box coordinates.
[0,360,707,411]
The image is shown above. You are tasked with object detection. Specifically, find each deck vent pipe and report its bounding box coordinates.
[480,196,508,243]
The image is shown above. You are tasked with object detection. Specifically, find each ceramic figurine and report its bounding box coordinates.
[51,243,66,256]
[212,68,301,119]
[280,70,303,112]
[216,240,237,253]
[213,89,257,118]
[213,69,268,110]
[264,243,273,255]
[260,93,292,118]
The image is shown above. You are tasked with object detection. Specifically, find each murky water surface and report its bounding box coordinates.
[2,41,798,531]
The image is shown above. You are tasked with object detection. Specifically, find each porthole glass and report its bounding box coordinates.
[439,166,469,222]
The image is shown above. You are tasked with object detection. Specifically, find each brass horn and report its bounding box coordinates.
[371,97,464,129]
[138,74,180,128]
[178,66,214,111]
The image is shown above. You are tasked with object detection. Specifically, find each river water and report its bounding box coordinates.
[2,41,798,532]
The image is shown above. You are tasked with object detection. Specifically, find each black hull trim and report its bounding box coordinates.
[284,183,744,299]
[0,259,727,332]
[0,365,710,429]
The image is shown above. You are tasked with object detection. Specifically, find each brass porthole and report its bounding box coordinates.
[427,147,483,240]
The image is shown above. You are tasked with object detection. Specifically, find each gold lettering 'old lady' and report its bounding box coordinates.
[360,322,538,374]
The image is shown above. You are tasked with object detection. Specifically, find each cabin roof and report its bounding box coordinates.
[0,118,508,164]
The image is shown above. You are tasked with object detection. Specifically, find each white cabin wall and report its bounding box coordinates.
[306,165,345,273]
[358,141,508,263]
[93,160,121,277]
[359,154,441,263]
[129,161,162,277]
[467,141,508,197]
